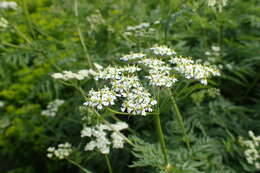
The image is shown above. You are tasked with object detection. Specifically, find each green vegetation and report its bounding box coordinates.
[0,0,260,173]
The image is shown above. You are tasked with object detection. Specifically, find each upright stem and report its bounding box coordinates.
[73,0,93,68]
[170,94,190,148]
[154,112,169,167]
[66,158,92,173]
[104,155,113,173]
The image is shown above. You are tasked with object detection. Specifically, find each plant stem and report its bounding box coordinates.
[66,158,92,173]
[73,0,93,68]
[104,155,113,173]
[93,110,135,147]
[154,112,169,166]
[170,94,190,149]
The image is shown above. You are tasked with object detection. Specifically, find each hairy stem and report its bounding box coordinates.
[170,94,190,149]
[154,112,170,166]
[104,155,113,173]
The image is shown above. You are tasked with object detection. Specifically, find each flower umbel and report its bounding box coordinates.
[81,122,128,154]
[47,142,72,160]
[83,87,117,110]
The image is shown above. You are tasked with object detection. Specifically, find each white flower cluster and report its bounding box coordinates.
[111,75,141,96]
[41,99,64,117]
[0,100,5,107]
[83,87,117,110]
[239,131,260,169]
[170,57,220,85]
[51,69,94,81]
[120,53,146,61]
[138,58,177,88]
[0,17,8,28]
[0,1,17,10]
[138,58,165,68]
[47,142,72,159]
[146,72,177,88]
[121,88,157,115]
[82,45,220,115]
[150,45,176,56]
[169,56,194,65]
[94,65,141,80]
[208,0,228,12]
[124,22,156,37]
[81,122,128,154]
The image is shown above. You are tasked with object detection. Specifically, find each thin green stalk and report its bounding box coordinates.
[66,158,92,173]
[104,155,113,173]
[170,94,190,149]
[73,0,93,68]
[93,110,135,147]
[109,114,137,136]
[154,112,169,167]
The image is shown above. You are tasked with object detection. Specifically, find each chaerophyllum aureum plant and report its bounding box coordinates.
[48,45,221,173]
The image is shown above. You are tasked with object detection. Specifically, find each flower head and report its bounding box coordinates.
[150,45,176,56]
[81,122,128,154]
[47,142,72,159]
[83,87,117,110]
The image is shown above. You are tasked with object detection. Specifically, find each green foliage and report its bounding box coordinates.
[0,0,260,173]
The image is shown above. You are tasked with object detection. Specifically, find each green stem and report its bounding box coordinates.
[73,0,93,68]
[93,110,135,147]
[66,158,92,173]
[170,94,190,149]
[109,114,137,136]
[104,155,113,173]
[154,112,169,166]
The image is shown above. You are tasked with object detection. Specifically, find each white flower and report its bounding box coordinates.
[41,99,64,117]
[0,17,8,28]
[208,0,228,12]
[138,58,165,68]
[120,53,146,61]
[111,132,125,148]
[150,45,176,56]
[0,101,5,107]
[94,65,141,80]
[174,63,220,85]
[121,88,157,115]
[51,69,93,81]
[0,1,17,10]
[125,22,155,37]
[239,131,260,169]
[47,142,72,160]
[83,87,117,110]
[169,56,194,65]
[94,63,103,70]
[211,45,220,52]
[81,127,92,137]
[146,73,177,88]
[94,66,122,80]
[82,122,128,154]
[111,75,141,96]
